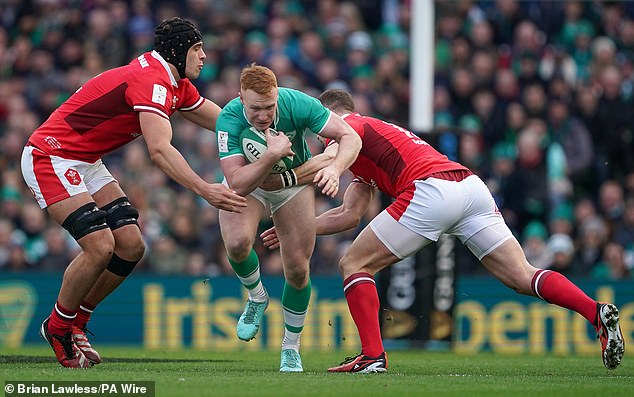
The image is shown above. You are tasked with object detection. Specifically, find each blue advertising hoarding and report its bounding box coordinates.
[1,273,632,355]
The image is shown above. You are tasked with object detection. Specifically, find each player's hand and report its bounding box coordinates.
[203,183,247,212]
[313,164,340,197]
[260,226,280,249]
[265,128,294,159]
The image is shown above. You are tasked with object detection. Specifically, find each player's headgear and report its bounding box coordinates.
[154,17,202,78]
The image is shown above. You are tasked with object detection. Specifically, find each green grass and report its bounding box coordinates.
[1,346,633,397]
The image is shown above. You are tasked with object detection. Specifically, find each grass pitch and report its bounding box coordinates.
[1,346,632,397]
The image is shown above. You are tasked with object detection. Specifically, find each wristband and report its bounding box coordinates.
[280,169,298,188]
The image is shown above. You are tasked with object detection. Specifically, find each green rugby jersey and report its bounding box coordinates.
[216,87,331,167]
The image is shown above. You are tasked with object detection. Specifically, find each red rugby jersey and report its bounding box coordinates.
[339,113,468,197]
[28,51,204,163]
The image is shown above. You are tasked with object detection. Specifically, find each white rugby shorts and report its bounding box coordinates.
[222,177,307,214]
[21,146,116,208]
[370,175,513,260]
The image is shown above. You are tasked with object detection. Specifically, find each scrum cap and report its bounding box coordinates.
[154,17,202,78]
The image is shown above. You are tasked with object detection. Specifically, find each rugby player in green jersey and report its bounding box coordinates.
[216,64,361,372]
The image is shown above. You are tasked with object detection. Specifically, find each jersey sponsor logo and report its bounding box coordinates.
[44,136,62,149]
[138,54,149,68]
[152,84,167,106]
[218,131,229,153]
[64,168,81,185]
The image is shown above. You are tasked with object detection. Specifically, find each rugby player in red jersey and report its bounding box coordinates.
[20,17,246,368]
[261,89,624,373]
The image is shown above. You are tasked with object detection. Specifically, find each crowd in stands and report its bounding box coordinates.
[0,0,632,280]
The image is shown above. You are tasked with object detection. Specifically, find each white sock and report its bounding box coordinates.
[281,329,301,351]
[248,281,268,302]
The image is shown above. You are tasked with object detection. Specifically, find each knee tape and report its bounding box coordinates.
[102,197,139,230]
[107,253,139,277]
[62,203,109,241]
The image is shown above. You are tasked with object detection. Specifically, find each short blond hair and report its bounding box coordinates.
[240,63,278,94]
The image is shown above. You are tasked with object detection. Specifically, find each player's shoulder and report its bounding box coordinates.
[277,87,326,119]
[278,87,315,103]
[127,51,174,86]
[219,97,243,117]
[342,112,366,127]
[217,97,248,132]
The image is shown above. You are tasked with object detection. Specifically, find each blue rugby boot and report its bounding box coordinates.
[279,349,303,372]
[236,292,269,341]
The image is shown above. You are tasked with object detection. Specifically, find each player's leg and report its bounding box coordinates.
[271,186,315,372]
[330,208,436,373]
[481,238,624,369]
[72,182,145,364]
[460,175,624,369]
[219,195,267,341]
[44,193,113,368]
[21,147,111,368]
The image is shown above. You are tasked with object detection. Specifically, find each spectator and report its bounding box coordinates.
[594,66,633,181]
[575,216,609,275]
[521,220,550,268]
[590,241,632,280]
[614,196,634,250]
[546,98,594,197]
[546,233,580,277]
[505,126,549,231]
[599,180,626,233]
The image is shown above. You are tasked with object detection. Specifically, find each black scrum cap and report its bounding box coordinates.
[154,17,202,78]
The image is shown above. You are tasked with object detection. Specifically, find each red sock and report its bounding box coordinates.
[48,301,77,336]
[343,272,384,357]
[74,301,96,329]
[531,269,597,325]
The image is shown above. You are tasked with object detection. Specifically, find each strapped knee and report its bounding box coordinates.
[102,197,139,230]
[107,253,139,277]
[62,203,109,241]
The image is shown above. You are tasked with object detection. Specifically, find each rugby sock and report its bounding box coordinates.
[343,272,384,357]
[48,301,77,336]
[531,269,597,325]
[281,279,311,351]
[229,249,267,302]
[74,301,95,329]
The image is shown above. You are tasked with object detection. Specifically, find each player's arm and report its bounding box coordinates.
[179,99,222,131]
[221,129,294,196]
[260,144,338,191]
[314,115,361,197]
[140,112,247,211]
[261,180,373,249]
[316,180,373,233]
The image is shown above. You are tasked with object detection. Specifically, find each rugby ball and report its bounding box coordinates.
[240,127,294,174]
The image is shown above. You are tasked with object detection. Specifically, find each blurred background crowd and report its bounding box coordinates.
[0,0,633,281]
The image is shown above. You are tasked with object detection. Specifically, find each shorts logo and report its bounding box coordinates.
[64,168,81,185]
[152,84,167,106]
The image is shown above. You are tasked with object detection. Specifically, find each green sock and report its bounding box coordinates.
[229,249,267,301]
[282,279,311,334]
